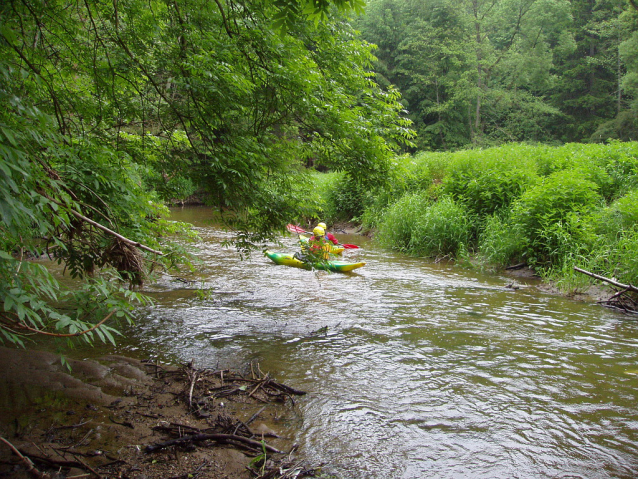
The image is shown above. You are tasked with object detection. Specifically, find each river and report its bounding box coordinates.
[96,206,638,478]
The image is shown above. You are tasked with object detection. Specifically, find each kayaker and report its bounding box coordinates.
[317,222,339,245]
[307,226,333,261]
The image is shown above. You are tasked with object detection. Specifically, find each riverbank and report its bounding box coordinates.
[0,348,313,479]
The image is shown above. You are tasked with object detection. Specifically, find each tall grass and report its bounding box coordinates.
[477,213,525,268]
[377,193,471,258]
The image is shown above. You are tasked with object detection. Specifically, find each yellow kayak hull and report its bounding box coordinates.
[264,251,365,272]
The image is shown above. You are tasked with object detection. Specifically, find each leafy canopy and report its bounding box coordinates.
[0,0,412,346]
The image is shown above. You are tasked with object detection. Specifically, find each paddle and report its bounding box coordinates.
[286,224,360,249]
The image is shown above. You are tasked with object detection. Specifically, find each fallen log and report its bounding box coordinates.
[574,267,638,314]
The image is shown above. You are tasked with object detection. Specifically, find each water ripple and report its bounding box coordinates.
[123,210,638,479]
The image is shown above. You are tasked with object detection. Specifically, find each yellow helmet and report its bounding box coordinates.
[317,222,327,230]
[313,226,325,237]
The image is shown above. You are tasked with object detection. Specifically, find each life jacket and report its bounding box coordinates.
[308,236,331,260]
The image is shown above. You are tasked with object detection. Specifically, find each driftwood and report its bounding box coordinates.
[574,267,638,292]
[574,267,638,314]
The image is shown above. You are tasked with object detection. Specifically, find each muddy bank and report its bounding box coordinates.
[0,348,314,479]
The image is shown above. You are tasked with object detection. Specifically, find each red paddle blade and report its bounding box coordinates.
[287,224,307,234]
[341,243,360,249]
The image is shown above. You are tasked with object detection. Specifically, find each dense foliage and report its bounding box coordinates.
[316,142,638,291]
[355,0,638,150]
[0,0,412,347]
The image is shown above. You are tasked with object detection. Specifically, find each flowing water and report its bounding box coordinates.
[94,207,638,478]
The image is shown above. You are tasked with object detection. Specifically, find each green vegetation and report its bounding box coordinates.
[377,193,471,258]
[355,0,638,149]
[0,0,412,347]
[314,141,638,291]
[2,0,637,348]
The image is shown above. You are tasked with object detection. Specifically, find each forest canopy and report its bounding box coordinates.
[355,0,638,150]
[0,0,413,346]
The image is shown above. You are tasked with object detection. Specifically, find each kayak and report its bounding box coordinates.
[264,251,365,272]
[299,235,344,255]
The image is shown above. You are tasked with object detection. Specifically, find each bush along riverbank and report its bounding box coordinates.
[311,142,638,307]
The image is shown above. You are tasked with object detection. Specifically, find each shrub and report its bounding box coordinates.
[477,213,525,268]
[594,189,638,240]
[441,145,538,219]
[311,171,371,223]
[510,170,603,265]
[310,171,344,223]
[377,194,471,258]
[532,142,638,202]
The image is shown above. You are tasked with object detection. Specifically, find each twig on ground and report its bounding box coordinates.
[144,433,284,454]
[0,437,51,479]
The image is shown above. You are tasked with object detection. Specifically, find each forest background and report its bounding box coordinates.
[1,0,638,348]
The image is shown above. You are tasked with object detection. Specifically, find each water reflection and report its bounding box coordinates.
[82,207,638,477]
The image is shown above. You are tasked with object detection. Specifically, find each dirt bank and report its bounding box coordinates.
[0,348,314,479]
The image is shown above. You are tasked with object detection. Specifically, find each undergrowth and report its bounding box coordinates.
[311,141,638,290]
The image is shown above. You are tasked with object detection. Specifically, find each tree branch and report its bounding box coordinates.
[573,267,638,293]
[2,309,117,338]
[0,436,51,479]
[47,197,163,256]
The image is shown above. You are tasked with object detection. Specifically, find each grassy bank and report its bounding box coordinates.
[312,142,638,294]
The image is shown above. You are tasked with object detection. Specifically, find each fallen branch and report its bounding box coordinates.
[144,433,284,454]
[575,267,638,314]
[573,267,638,293]
[0,437,51,479]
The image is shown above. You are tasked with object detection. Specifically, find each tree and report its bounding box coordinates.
[595,1,638,141]
[0,0,412,346]
[357,0,570,148]
[551,0,628,141]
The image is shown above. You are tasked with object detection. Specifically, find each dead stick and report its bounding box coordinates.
[0,437,50,479]
[70,454,102,479]
[608,288,630,301]
[246,407,266,426]
[248,379,266,398]
[188,370,199,409]
[268,381,307,396]
[51,420,91,430]
[573,267,638,292]
[144,433,284,454]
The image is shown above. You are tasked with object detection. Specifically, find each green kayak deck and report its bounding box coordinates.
[264,251,365,272]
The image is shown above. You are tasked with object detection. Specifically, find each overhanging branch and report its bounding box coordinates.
[47,196,163,256]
